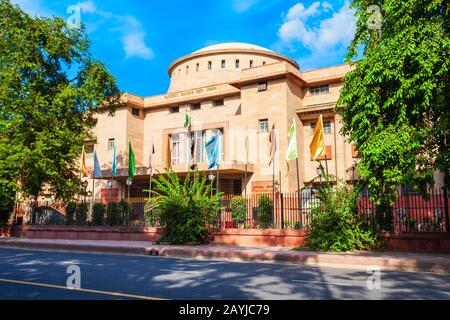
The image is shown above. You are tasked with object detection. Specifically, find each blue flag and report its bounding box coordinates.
[93,151,102,178]
[205,131,221,169]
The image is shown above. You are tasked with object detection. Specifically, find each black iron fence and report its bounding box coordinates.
[12,186,450,233]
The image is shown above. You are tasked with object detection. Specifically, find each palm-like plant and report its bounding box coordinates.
[147,169,222,244]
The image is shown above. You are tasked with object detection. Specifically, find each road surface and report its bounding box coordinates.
[0,247,449,300]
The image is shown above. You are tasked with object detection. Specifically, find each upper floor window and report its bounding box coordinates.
[170,106,180,113]
[186,65,189,74]
[196,63,200,72]
[221,60,226,69]
[208,61,212,70]
[249,60,254,68]
[257,81,268,92]
[190,103,201,110]
[131,108,140,116]
[108,138,115,150]
[213,99,224,107]
[262,61,266,65]
[85,144,94,160]
[235,59,240,68]
[259,119,269,133]
[309,85,329,95]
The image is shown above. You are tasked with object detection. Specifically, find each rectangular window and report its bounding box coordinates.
[257,81,268,92]
[190,103,201,110]
[208,61,212,70]
[323,120,331,135]
[186,66,189,74]
[221,60,226,69]
[309,85,330,95]
[131,108,140,116]
[171,134,180,165]
[249,60,254,68]
[85,144,94,160]
[170,106,179,113]
[259,119,269,133]
[235,59,240,68]
[213,99,224,107]
[108,138,115,150]
[196,63,200,72]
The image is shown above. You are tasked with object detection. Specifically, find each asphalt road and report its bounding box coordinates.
[0,247,449,300]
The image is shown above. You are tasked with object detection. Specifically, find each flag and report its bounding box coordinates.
[184,111,191,129]
[205,131,221,169]
[310,114,326,161]
[112,141,117,177]
[93,150,102,178]
[80,145,87,177]
[269,124,276,165]
[128,142,136,180]
[147,143,155,175]
[285,119,298,162]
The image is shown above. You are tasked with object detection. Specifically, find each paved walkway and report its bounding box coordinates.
[1,237,449,274]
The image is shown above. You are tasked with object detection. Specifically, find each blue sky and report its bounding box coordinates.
[12,0,356,97]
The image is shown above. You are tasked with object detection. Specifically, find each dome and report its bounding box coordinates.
[194,42,273,54]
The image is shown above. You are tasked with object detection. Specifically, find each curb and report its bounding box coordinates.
[1,239,449,274]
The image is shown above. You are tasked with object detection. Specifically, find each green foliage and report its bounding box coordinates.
[230,196,247,226]
[0,0,121,203]
[75,202,88,226]
[147,169,222,245]
[258,196,274,229]
[336,0,450,208]
[119,200,132,227]
[0,198,13,225]
[92,203,105,226]
[106,202,121,226]
[65,202,77,226]
[308,180,379,252]
[144,198,159,227]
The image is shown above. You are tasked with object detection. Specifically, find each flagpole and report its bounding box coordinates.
[91,173,95,220]
[244,163,248,196]
[295,158,302,228]
[324,153,329,177]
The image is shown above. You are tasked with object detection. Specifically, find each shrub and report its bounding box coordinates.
[92,203,105,226]
[148,169,222,244]
[144,198,159,227]
[66,202,77,225]
[75,202,88,226]
[258,195,274,229]
[106,202,121,226]
[0,200,13,225]
[308,180,380,252]
[119,200,132,226]
[230,196,247,227]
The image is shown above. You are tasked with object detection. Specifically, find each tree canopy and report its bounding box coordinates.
[336,0,449,205]
[0,0,121,203]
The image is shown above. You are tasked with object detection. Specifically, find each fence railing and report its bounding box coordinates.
[13,187,450,233]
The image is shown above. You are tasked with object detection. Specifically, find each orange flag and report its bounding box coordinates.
[309,114,326,161]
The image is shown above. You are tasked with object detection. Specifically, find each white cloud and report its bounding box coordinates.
[123,32,154,60]
[232,0,258,13]
[277,1,356,57]
[76,1,97,14]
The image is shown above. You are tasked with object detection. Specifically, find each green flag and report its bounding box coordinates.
[128,142,136,180]
[184,111,191,129]
[285,119,298,161]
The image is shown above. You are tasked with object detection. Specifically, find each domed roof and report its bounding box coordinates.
[194,42,273,54]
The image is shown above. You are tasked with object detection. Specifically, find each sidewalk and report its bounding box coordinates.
[1,237,449,274]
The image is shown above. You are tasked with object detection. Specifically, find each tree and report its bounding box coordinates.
[336,1,449,207]
[0,0,121,204]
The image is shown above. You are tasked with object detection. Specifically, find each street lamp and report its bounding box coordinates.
[208,173,215,197]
